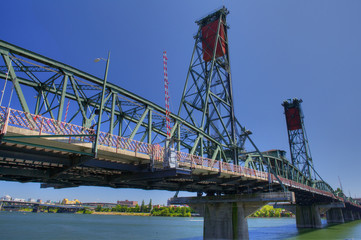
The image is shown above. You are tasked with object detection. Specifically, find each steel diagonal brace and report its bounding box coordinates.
[1,53,30,113]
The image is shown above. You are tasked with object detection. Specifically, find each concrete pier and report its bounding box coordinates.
[326,208,344,224]
[201,202,253,239]
[352,211,360,220]
[343,209,354,221]
[170,192,295,240]
[32,206,40,213]
[296,205,322,228]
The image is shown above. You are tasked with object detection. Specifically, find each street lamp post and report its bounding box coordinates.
[93,51,110,158]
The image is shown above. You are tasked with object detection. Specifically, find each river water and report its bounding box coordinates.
[1,212,361,239]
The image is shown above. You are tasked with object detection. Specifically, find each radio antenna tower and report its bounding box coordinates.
[163,51,171,140]
[163,51,176,168]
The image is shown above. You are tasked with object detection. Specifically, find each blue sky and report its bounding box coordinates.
[0,0,360,204]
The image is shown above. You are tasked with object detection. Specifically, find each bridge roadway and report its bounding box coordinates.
[0,107,360,239]
[0,107,344,200]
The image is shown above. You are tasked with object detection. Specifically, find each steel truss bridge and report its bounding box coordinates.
[0,200,84,213]
[0,40,358,211]
[0,6,360,216]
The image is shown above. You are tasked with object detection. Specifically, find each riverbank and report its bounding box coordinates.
[90,212,151,216]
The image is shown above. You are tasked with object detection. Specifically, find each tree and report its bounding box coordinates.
[140,200,145,212]
[95,205,102,212]
[148,199,152,212]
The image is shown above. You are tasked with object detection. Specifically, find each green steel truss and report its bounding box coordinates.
[0,8,287,191]
[244,150,334,193]
[178,7,245,164]
[0,8,335,196]
[282,99,314,179]
[0,40,223,156]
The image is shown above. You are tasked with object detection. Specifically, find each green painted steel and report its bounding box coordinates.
[176,7,266,172]
[244,150,334,194]
[282,98,314,179]
[0,39,226,166]
[178,7,239,163]
[0,7,286,192]
[93,51,110,157]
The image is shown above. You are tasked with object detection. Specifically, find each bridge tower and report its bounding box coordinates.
[178,7,241,164]
[282,98,314,179]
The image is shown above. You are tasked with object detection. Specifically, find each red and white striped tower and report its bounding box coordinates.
[163,51,171,140]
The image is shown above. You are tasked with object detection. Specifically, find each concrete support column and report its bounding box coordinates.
[342,209,354,221]
[296,205,322,228]
[326,208,344,224]
[170,192,295,240]
[352,211,360,220]
[200,202,256,240]
[32,206,40,213]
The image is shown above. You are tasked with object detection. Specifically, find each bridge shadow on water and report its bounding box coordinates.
[174,218,361,240]
[285,219,361,240]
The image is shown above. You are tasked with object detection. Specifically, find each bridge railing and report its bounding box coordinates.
[97,131,156,156]
[0,107,94,140]
[0,106,159,156]
[0,106,349,202]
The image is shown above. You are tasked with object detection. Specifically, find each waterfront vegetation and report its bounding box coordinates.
[92,200,192,217]
[250,205,293,218]
[91,203,291,218]
[4,202,292,218]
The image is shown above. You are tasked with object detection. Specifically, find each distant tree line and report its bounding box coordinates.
[94,199,192,217]
[95,199,153,213]
[151,206,192,217]
[250,205,292,218]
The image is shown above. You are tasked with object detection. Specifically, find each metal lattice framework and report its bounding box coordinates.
[178,7,246,164]
[0,105,337,199]
[0,7,353,202]
[282,98,314,179]
[243,150,333,193]
[0,8,282,193]
[0,40,223,156]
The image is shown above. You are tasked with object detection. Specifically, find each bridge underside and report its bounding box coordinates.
[0,140,279,194]
[0,126,284,195]
[0,134,344,206]
[0,119,344,212]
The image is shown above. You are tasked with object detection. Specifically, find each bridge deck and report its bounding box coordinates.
[0,107,359,209]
